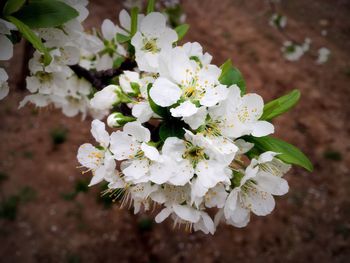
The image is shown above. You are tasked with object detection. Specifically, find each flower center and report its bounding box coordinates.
[183,142,208,167]
[142,38,160,53]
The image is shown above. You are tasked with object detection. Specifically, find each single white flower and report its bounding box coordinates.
[77,120,115,186]
[316,47,330,64]
[131,12,178,72]
[150,47,228,118]
[110,121,159,183]
[209,85,274,138]
[223,151,290,227]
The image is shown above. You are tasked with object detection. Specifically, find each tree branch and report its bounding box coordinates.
[69,59,137,90]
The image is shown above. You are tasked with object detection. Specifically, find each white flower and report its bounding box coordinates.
[223,151,290,227]
[110,121,159,183]
[151,184,214,233]
[155,204,215,234]
[77,120,115,186]
[0,68,9,100]
[209,85,274,138]
[316,47,330,64]
[281,39,310,62]
[131,12,178,72]
[90,85,121,111]
[269,14,287,29]
[150,47,228,118]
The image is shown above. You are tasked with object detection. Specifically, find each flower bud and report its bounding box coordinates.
[90,85,121,111]
[107,112,136,128]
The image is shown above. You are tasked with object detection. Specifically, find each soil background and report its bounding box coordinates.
[0,0,350,262]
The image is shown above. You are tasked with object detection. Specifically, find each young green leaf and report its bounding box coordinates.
[130,7,139,37]
[260,89,301,120]
[245,135,313,172]
[3,0,26,15]
[7,16,52,65]
[146,0,155,14]
[175,24,189,41]
[219,59,246,95]
[116,33,131,44]
[12,0,79,28]
[159,120,186,142]
[147,84,169,118]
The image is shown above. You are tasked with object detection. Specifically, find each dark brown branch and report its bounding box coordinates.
[70,59,137,90]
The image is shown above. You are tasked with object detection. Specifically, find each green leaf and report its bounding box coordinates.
[175,24,189,41]
[219,59,246,95]
[113,56,125,68]
[245,136,313,172]
[146,0,155,14]
[159,120,186,142]
[116,33,131,44]
[7,16,52,65]
[261,89,301,120]
[3,0,26,15]
[12,0,79,28]
[147,84,169,118]
[130,7,139,37]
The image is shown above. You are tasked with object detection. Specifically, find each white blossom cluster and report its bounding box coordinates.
[19,1,132,119]
[77,11,292,234]
[281,38,311,62]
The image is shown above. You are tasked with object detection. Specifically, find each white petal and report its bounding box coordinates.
[101,19,117,41]
[170,101,198,118]
[200,84,229,107]
[255,172,289,196]
[150,77,181,107]
[258,151,278,163]
[141,142,159,161]
[91,119,110,147]
[90,84,119,111]
[132,101,153,123]
[239,93,264,122]
[122,159,149,181]
[172,204,201,223]
[77,143,102,169]
[157,28,178,48]
[183,106,207,130]
[196,160,230,188]
[250,121,275,137]
[245,189,275,216]
[119,9,131,31]
[140,12,166,38]
[155,207,172,223]
[0,35,13,60]
[89,166,106,186]
[109,131,138,160]
[124,121,150,142]
[161,137,186,160]
[227,203,250,228]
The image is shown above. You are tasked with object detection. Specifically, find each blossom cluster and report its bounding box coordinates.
[77,10,293,234]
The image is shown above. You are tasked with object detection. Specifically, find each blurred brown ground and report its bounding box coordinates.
[0,0,350,262]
